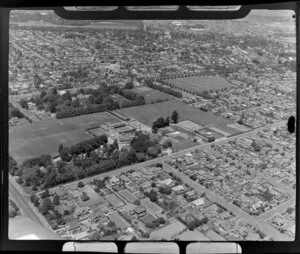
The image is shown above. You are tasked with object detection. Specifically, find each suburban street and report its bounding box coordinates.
[7,118,291,241]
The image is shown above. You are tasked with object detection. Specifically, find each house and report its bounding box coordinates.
[74,206,89,217]
[68,221,80,232]
[158,178,174,186]
[110,176,120,186]
[89,211,105,224]
[185,190,197,201]
[134,206,147,218]
[172,185,185,193]
[192,198,205,207]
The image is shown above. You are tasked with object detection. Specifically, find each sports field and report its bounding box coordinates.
[165,76,231,93]
[9,112,120,163]
[119,100,240,135]
[134,87,175,104]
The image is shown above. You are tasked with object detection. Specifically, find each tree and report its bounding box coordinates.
[58,144,64,155]
[159,186,172,195]
[9,107,24,119]
[171,110,179,123]
[40,90,47,99]
[165,116,170,126]
[40,197,54,215]
[91,232,101,240]
[53,194,60,206]
[133,199,141,205]
[41,189,50,199]
[146,146,160,158]
[19,99,28,109]
[30,193,40,207]
[112,139,119,151]
[78,181,84,188]
[163,140,172,149]
[124,81,134,89]
[136,152,146,162]
[49,103,57,113]
[81,192,89,201]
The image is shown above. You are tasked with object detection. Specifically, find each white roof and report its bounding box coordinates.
[172,185,185,191]
[159,178,173,186]
[192,198,205,207]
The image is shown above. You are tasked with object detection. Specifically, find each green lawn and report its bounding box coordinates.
[119,100,239,135]
[9,112,120,163]
[165,75,231,93]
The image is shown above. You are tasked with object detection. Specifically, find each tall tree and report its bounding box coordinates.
[171,110,179,124]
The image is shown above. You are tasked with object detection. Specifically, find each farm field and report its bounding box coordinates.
[9,111,121,163]
[165,75,231,93]
[119,100,240,135]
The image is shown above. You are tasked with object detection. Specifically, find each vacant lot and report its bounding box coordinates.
[119,100,239,135]
[104,193,124,208]
[165,76,231,93]
[141,198,163,214]
[150,220,186,240]
[139,213,157,226]
[9,112,120,164]
[118,189,138,203]
[109,212,130,229]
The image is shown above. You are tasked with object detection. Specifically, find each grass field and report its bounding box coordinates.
[109,213,130,229]
[133,87,175,104]
[119,100,239,135]
[9,112,120,163]
[118,189,138,203]
[104,193,124,208]
[141,198,163,215]
[165,76,231,93]
[88,128,106,137]
[139,213,157,226]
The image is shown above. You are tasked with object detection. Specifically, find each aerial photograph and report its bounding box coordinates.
[8,8,296,241]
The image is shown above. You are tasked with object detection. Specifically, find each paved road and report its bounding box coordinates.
[9,181,43,225]
[10,96,40,122]
[9,176,54,232]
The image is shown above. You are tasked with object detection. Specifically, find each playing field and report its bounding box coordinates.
[119,100,239,135]
[134,87,175,104]
[118,189,138,203]
[9,111,120,164]
[165,75,231,93]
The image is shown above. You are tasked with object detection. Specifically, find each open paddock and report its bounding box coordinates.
[119,100,239,136]
[165,76,231,93]
[9,111,120,163]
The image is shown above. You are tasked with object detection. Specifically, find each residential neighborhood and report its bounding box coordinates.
[8,9,296,241]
